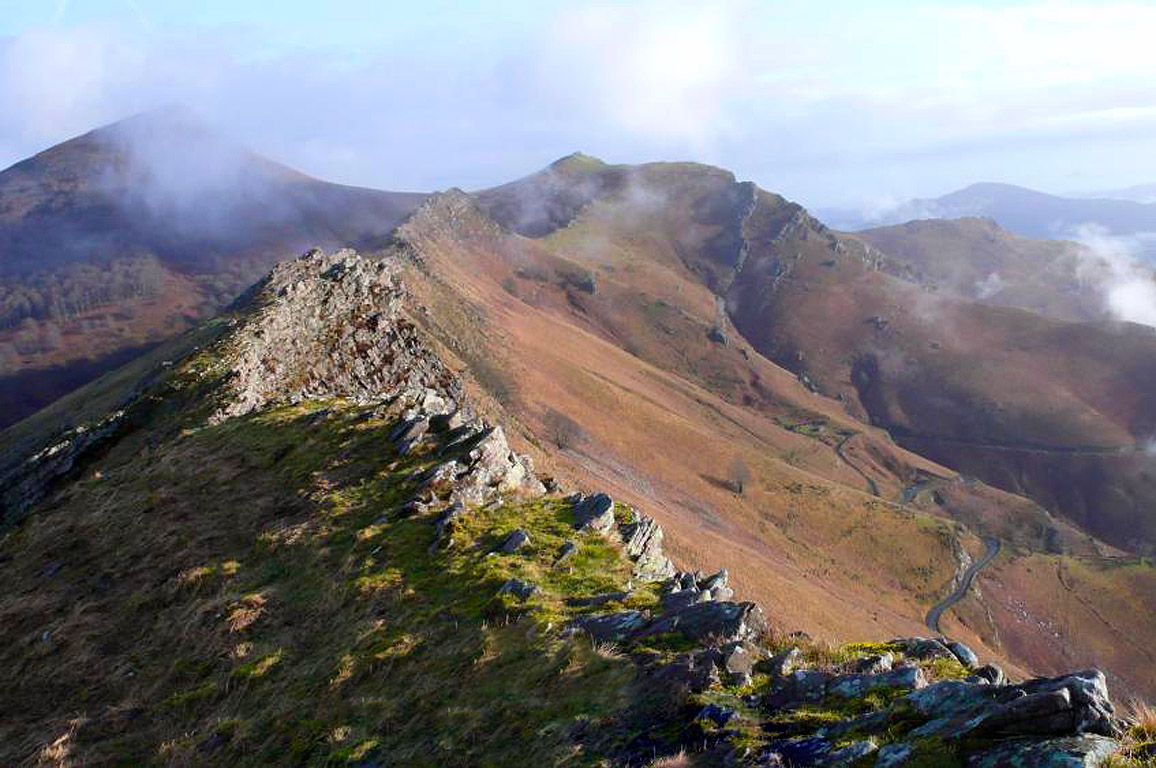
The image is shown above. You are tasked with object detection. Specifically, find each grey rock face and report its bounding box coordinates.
[908,669,1118,741]
[643,600,768,644]
[967,735,1120,768]
[216,249,458,420]
[618,513,676,582]
[827,665,927,699]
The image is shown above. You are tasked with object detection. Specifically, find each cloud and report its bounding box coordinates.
[537,2,747,148]
[1070,224,1156,327]
[3,2,1156,207]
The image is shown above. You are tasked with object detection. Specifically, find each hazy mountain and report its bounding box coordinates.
[823,182,1156,249]
[1088,182,1156,204]
[0,107,426,428]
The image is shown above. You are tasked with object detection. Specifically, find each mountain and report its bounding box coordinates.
[0,107,426,428]
[823,182,1156,248]
[850,217,1107,323]
[0,246,1145,766]
[1089,183,1156,204]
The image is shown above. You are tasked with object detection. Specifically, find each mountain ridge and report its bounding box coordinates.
[0,246,1147,766]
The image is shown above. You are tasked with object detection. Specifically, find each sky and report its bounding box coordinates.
[3,0,1156,210]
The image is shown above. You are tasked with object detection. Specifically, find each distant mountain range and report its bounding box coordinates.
[820,182,1156,252]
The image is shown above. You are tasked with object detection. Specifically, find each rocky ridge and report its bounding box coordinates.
[219,249,1137,767]
[1,247,1147,766]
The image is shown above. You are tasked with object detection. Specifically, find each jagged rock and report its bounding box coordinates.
[499,529,531,554]
[827,665,926,698]
[497,579,539,601]
[1,409,125,525]
[946,640,980,669]
[967,736,1120,768]
[420,460,464,501]
[448,425,544,506]
[909,670,1118,742]
[618,513,676,582]
[568,611,647,643]
[702,569,729,591]
[216,249,459,421]
[428,409,467,434]
[662,588,710,613]
[573,493,616,534]
[972,671,1117,739]
[643,601,768,645]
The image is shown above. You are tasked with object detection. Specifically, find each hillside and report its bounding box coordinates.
[377,157,1156,698]
[0,107,426,428]
[851,218,1104,323]
[0,248,1149,767]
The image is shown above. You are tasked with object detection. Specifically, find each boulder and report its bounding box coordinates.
[946,640,980,669]
[767,647,803,680]
[855,652,894,675]
[499,529,530,554]
[909,670,1118,742]
[973,664,1005,686]
[972,670,1117,739]
[555,540,579,565]
[497,579,539,601]
[722,642,759,686]
[573,493,616,534]
[891,637,955,661]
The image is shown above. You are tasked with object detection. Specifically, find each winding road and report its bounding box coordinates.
[925,537,1001,635]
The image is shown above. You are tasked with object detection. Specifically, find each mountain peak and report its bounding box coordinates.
[547,151,607,172]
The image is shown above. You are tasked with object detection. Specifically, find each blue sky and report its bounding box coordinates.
[3,0,1156,211]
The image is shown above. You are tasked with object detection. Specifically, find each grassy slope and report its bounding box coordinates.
[0,364,660,765]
